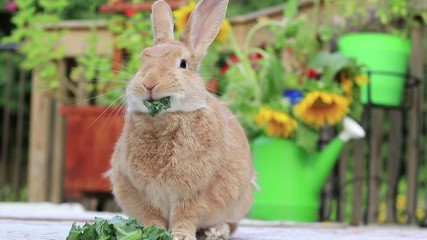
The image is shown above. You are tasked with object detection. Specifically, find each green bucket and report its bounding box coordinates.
[338,33,411,107]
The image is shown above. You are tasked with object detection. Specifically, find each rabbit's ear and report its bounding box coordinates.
[180,0,228,57]
[151,0,175,44]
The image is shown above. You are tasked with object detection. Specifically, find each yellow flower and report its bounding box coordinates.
[173,2,196,33]
[417,207,425,220]
[173,2,230,43]
[254,108,297,138]
[293,91,349,127]
[340,78,354,104]
[396,195,406,210]
[377,202,387,223]
[254,107,273,126]
[355,75,368,87]
[215,19,231,43]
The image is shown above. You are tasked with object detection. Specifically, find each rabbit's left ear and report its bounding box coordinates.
[151,0,175,44]
[180,0,229,57]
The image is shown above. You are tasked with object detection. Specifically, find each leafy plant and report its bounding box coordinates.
[67,216,173,240]
[2,0,68,101]
[221,0,365,151]
[321,0,427,39]
[227,0,287,16]
[69,12,153,106]
[4,0,154,106]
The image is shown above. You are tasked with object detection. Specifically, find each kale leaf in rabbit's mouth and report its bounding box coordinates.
[143,96,171,116]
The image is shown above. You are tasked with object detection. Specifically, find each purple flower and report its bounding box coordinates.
[5,1,18,13]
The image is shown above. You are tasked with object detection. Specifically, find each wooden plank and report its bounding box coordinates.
[46,20,113,58]
[12,70,26,198]
[27,69,53,202]
[386,110,402,223]
[406,26,424,225]
[49,61,66,203]
[337,145,348,222]
[367,109,384,223]
[0,51,13,191]
[98,0,183,13]
[351,112,367,225]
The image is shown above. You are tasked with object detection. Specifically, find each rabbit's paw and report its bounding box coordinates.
[196,223,230,240]
[172,230,196,240]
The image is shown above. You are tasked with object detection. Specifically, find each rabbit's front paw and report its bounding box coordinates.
[197,223,230,240]
[172,230,196,240]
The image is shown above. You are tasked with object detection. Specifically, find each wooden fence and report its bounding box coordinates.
[0,44,29,201]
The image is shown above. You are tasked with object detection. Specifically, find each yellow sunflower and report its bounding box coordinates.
[355,74,368,87]
[293,91,349,127]
[215,19,231,43]
[254,107,273,126]
[340,78,354,104]
[173,2,231,43]
[254,108,297,138]
[173,2,196,33]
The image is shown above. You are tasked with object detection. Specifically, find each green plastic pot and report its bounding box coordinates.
[338,33,411,107]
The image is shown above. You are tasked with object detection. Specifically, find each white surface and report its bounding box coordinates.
[1,202,427,240]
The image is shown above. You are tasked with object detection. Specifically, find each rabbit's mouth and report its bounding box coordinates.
[142,96,172,117]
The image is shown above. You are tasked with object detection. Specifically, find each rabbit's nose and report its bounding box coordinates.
[143,83,157,91]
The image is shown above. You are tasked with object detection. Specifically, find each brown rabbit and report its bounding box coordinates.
[109,0,255,239]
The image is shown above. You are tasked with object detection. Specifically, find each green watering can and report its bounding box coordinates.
[249,117,365,222]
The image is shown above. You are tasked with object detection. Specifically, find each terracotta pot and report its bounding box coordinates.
[60,106,124,199]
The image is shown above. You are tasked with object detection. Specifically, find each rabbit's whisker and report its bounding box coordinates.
[86,95,125,129]
[77,87,125,105]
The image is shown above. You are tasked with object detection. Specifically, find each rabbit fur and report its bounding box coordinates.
[109,0,255,239]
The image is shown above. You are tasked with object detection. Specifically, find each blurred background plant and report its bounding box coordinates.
[70,11,153,106]
[320,0,427,41]
[173,0,232,92]
[2,0,154,106]
[221,0,366,152]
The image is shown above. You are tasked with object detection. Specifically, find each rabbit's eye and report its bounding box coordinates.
[180,59,187,69]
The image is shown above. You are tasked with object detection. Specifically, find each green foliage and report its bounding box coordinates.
[0,185,28,202]
[3,0,68,99]
[324,0,427,38]
[223,61,262,139]
[70,12,153,106]
[61,0,106,20]
[227,0,287,16]
[295,123,319,152]
[67,216,172,240]
[5,0,153,105]
[222,0,365,153]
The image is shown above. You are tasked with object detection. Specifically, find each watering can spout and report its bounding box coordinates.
[312,117,365,191]
[338,117,366,142]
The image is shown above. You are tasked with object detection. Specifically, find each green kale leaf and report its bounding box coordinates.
[143,96,171,116]
[66,216,172,240]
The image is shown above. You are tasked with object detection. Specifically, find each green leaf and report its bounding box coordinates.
[143,96,172,116]
[67,223,82,240]
[67,216,172,240]
[143,225,172,240]
[295,122,319,153]
[81,223,98,240]
[284,0,298,17]
[259,54,285,104]
[94,217,115,240]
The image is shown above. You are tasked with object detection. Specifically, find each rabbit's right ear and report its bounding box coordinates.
[180,0,229,58]
[151,0,175,44]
